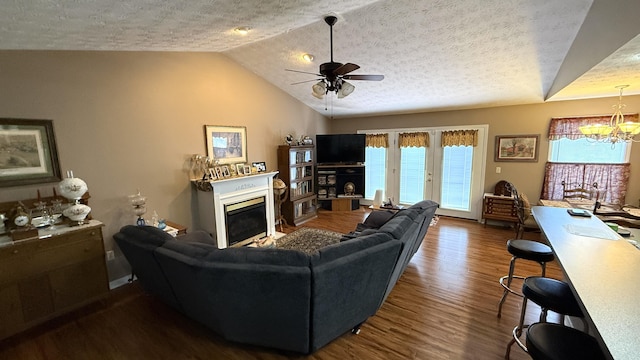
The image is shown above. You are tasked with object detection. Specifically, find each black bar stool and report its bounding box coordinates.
[506,276,588,358]
[497,239,554,317]
[526,323,606,360]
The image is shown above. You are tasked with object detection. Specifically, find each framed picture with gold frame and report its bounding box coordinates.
[495,134,539,162]
[204,125,247,165]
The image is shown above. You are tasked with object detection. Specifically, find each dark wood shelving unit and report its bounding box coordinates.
[277,145,318,226]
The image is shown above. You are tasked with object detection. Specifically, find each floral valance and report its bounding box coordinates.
[366,133,389,148]
[441,129,478,147]
[398,132,430,148]
[548,114,639,140]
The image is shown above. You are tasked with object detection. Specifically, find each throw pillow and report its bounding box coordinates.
[361,210,396,229]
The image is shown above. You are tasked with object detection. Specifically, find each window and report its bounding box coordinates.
[399,146,426,204]
[364,146,386,199]
[543,115,634,203]
[440,145,473,210]
[548,138,629,163]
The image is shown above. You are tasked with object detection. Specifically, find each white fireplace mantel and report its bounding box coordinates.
[194,171,278,248]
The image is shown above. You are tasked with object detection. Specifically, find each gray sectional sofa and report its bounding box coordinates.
[113,200,438,354]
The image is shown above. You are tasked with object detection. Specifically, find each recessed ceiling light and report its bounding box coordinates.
[234,26,251,35]
[302,53,314,62]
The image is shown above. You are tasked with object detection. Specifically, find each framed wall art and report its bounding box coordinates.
[495,134,539,162]
[204,125,247,165]
[0,118,62,187]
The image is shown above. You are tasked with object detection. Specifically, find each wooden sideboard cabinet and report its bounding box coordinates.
[0,220,109,340]
[482,193,518,226]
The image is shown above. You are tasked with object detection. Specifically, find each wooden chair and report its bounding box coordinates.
[506,183,540,239]
[515,192,540,239]
[561,181,598,200]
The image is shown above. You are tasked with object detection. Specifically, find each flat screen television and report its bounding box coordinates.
[316,134,366,164]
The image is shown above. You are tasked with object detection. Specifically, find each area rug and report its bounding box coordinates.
[276,227,342,255]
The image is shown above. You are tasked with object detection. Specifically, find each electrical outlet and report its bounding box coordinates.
[106,250,115,261]
[496,166,502,174]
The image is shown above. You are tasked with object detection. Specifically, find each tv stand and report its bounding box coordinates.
[316,164,365,210]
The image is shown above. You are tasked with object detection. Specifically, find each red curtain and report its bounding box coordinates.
[548,114,639,140]
[541,162,631,204]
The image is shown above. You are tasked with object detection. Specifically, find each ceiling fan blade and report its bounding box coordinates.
[291,79,323,85]
[343,74,385,81]
[334,63,360,76]
[285,69,322,76]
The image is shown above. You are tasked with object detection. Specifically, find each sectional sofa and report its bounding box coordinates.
[113,200,438,354]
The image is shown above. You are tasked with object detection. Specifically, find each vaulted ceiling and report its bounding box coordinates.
[2,0,639,118]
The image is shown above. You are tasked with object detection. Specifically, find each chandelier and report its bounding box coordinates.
[579,85,640,143]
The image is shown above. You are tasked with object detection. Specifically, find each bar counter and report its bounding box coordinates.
[531,206,640,360]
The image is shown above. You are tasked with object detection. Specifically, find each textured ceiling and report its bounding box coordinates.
[1,0,640,118]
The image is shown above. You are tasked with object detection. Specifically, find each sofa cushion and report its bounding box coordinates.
[113,225,182,310]
[377,209,421,240]
[154,245,312,353]
[161,240,218,258]
[311,232,393,265]
[309,232,400,351]
[202,247,310,267]
[178,230,218,245]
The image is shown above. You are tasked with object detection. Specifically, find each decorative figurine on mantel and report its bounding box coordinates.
[128,190,147,226]
[58,170,91,225]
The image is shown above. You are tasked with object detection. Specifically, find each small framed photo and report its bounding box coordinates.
[214,166,224,179]
[235,163,245,175]
[252,161,266,173]
[495,134,539,162]
[208,168,217,180]
[221,165,231,178]
[243,165,252,175]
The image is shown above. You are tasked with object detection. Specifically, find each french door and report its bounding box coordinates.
[361,126,488,220]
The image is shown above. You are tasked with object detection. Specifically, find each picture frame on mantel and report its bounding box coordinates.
[204,125,247,165]
[495,134,539,162]
[0,118,62,187]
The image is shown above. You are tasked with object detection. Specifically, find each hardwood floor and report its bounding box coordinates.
[0,208,564,359]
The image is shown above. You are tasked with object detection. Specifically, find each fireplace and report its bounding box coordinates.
[195,171,278,248]
[225,196,267,247]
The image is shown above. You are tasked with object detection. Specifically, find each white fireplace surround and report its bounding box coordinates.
[196,171,278,249]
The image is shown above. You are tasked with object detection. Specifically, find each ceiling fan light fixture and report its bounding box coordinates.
[302,53,314,62]
[337,81,355,98]
[233,26,251,35]
[312,81,326,99]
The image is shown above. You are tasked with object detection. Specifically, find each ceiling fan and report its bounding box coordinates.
[286,15,384,99]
